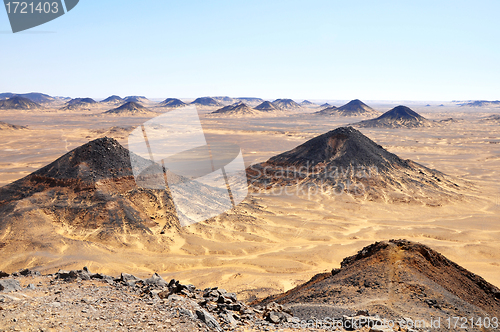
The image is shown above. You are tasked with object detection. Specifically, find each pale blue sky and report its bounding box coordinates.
[1,0,499,101]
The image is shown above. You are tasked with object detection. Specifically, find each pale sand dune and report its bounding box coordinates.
[1,105,500,301]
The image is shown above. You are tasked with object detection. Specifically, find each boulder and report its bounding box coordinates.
[0,279,22,293]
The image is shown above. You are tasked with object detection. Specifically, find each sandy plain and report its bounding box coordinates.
[1,102,499,302]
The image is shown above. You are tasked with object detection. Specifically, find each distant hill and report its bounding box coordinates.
[212,96,237,105]
[254,101,278,112]
[210,102,265,117]
[101,95,124,104]
[61,98,97,110]
[0,96,42,110]
[0,121,28,130]
[236,97,265,106]
[0,92,54,103]
[123,96,149,104]
[480,114,500,123]
[320,103,332,108]
[315,99,379,117]
[190,97,222,107]
[352,105,435,128]
[271,99,302,111]
[459,100,500,107]
[300,100,315,106]
[158,98,186,108]
[258,239,500,321]
[314,105,338,115]
[104,101,155,116]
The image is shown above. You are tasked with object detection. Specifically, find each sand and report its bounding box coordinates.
[1,102,499,301]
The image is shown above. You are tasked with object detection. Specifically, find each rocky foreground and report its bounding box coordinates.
[1,268,419,332]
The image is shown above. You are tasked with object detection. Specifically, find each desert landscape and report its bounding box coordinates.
[1,95,500,330]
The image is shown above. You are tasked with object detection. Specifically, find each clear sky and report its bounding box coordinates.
[1,0,499,101]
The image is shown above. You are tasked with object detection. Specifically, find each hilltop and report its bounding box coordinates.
[352,105,435,128]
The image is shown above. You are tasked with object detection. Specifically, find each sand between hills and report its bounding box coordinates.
[0,107,499,302]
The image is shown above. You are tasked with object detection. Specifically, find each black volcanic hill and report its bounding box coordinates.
[0,121,28,130]
[315,99,378,116]
[300,100,315,106]
[272,99,302,111]
[61,98,97,110]
[212,96,236,105]
[254,101,277,112]
[352,105,435,128]
[210,102,263,117]
[124,96,149,104]
[190,97,222,107]
[320,103,331,108]
[159,98,186,108]
[258,239,500,321]
[101,95,123,103]
[0,96,42,110]
[314,105,338,115]
[459,100,500,107]
[237,97,264,105]
[0,137,240,259]
[104,102,155,115]
[0,92,54,103]
[0,138,177,252]
[67,98,97,106]
[248,127,467,204]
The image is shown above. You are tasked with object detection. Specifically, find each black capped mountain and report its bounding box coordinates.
[315,99,378,117]
[254,101,278,112]
[247,126,467,204]
[61,98,97,110]
[352,105,435,128]
[101,95,124,104]
[272,99,302,111]
[123,96,149,104]
[0,96,43,110]
[210,102,264,117]
[0,92,54,103]
[158,98,186,108]
[190,97,223,107]
[104,102,155,115]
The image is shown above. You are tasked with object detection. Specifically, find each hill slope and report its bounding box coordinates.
[210,102,265,117]
[315,99,379,117]
[254,101,277,112]
[190,97,222,107]
[101,95,124,104]
[61,98,97,110]
[272,99,302,111]
[0,96,42,110]
[352,105,435,128]
[0,121,28,130]
[158,98,186,108]
[104,102,156,116]
[0,92,54,103]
